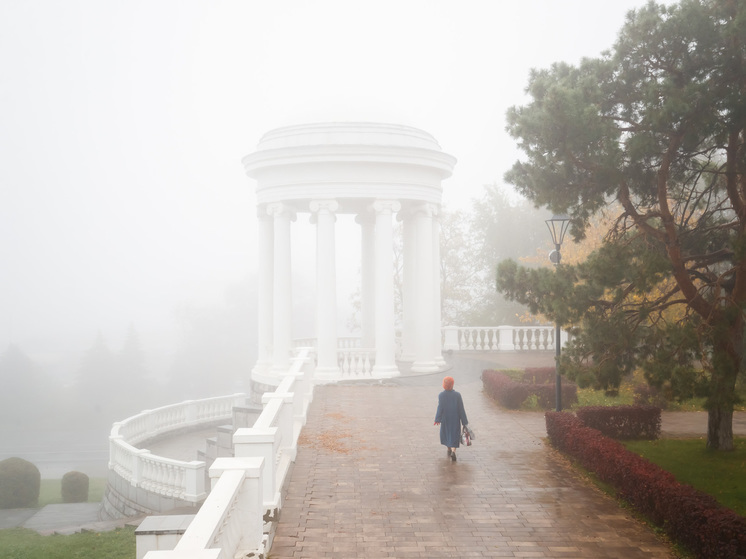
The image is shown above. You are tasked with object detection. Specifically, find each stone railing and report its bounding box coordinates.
[338,347,375,376]
[442,325,568,352]
[108,394,248,507]
[293,336,362,350]
[141,348,315,559]
[292,337,375,378]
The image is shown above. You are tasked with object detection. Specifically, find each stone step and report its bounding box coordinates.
[217,424,234,451]
[233,404,262,429]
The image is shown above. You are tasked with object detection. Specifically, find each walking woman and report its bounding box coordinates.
[434,376,469,461]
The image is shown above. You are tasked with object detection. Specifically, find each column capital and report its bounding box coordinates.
[355,210,375,226]
[257,205,273,220]
[267,202,297,221]
[372,200,401,214]
[309,199,339,214]
[412,202,439,218]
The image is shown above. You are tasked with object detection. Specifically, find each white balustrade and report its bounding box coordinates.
[293,338,375,379]
[143,348,315,559]
[292,338,316,349]
[338,348,375,377]
[114,394,247,447]
[109,393,246,506]
[441,325,563,352]
[337,337,362,349]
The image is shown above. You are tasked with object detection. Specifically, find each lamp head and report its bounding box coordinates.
[545,214,570,249]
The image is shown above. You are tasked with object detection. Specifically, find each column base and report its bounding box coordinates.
[411,360,440,373]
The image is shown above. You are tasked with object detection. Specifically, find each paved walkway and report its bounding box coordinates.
[2,352,744,549]
[272,357,678,558]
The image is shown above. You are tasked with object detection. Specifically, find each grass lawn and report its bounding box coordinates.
[0,478,126,558]
[38,477,107,506]
[0,526,135,559]
[624,437,746,516]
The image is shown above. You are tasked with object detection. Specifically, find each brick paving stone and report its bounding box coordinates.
[269,362,679,558]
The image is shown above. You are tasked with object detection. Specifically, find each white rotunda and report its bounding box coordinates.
[243,122,456,390]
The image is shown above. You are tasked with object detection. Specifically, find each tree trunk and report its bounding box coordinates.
[707,406,735,451]
[706,322,742,451]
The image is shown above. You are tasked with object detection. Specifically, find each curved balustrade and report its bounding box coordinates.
[114,394,247,446]
[109,394,248,505]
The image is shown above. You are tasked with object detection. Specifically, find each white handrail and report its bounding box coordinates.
[113,394,247,446]
[143,348,315,559]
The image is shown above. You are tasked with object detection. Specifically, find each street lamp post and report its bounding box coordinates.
[545,215,570,412]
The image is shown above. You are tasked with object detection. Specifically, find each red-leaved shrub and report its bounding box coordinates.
[545,412,746,558]
[482,369,578,409]
[575,405,661,440]
[523,367,556,384]
[481,371,529,408]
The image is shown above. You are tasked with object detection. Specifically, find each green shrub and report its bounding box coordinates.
[0,457,41,509]
[61,471,89,503]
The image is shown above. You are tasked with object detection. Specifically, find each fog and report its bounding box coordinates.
[0,1,666,471]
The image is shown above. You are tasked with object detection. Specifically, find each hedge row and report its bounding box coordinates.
[546,412,746,558]
[482,370,578,409]
[575,405,661,440]
[523,367,556,384]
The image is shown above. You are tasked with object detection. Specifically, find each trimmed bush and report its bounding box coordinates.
[545,412,746,558]
[575,405,661,440]
[482,369,578,410]
[0,457,40,509]
[482,370,529,408]
[523,367,556,384]
[61,471,89,503]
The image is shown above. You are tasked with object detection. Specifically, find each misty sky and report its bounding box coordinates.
[0,0,666,367]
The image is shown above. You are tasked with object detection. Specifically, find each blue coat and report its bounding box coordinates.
[435,389,468,448]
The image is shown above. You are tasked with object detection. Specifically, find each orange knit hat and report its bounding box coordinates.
[443,376,455,390]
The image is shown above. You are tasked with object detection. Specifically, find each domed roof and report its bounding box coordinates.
[243,122,456,212]
[255,122,443,151]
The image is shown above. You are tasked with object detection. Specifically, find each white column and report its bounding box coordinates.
[311,200,340,378]
[399,211,417,361]
[371,200,400,377]
[253,208,274,374]
[411,203,438,373]
[432,210,445,366]
[267,202,295,372]
[356,212,376,349]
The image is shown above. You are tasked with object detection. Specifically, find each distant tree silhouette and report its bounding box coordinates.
[114,324,151,413]
[72,332,118,423]
[0,344,54,428]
